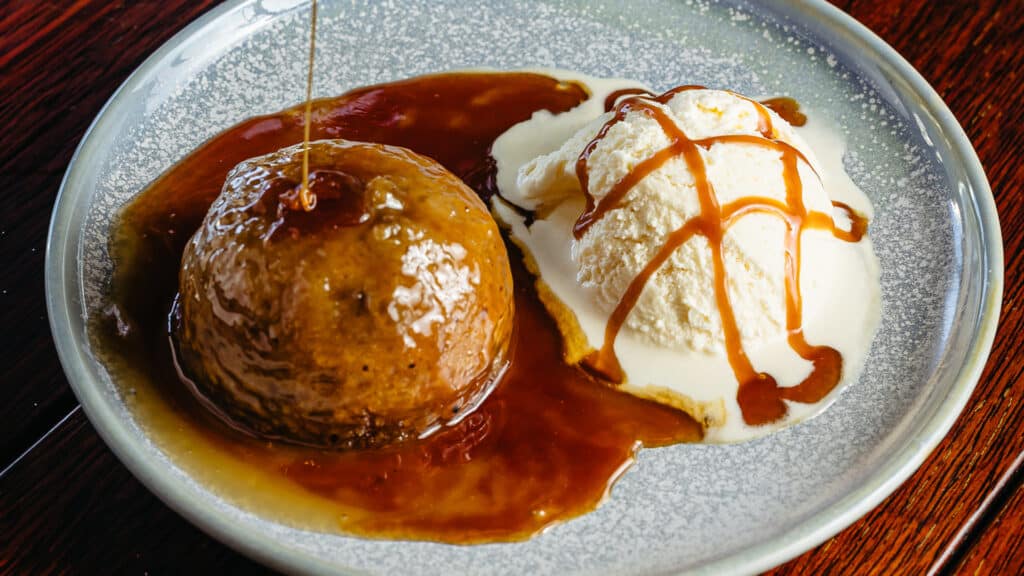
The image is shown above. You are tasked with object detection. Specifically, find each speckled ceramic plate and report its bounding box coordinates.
[47,0,1002,574]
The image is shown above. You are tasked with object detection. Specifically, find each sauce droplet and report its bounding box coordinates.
[761,97,807,127]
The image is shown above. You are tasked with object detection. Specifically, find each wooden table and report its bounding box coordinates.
[2,1,1021,573]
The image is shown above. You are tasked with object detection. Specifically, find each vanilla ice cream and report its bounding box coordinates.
[491,70,880,442]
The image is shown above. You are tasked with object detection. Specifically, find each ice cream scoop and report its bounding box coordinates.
[492,72,880,442]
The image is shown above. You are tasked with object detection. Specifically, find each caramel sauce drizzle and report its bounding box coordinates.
[577,87,868,426]
[761,97,807,127]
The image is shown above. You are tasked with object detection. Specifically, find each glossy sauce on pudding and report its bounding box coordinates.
[97,72,702,543]
[575,87,867,426]
[173,140,516,449]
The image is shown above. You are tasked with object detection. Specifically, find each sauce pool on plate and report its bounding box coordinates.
[96,72,702,543]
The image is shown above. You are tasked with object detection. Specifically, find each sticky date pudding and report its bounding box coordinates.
[174,139,513,449]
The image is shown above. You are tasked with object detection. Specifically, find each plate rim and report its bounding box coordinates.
[44,0,1004,574]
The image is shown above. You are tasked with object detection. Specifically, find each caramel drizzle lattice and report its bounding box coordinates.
[576,87,866,425]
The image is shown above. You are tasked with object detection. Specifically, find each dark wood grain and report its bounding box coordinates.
[0,408,275,575]
[0,0,1021,574]
[0,0,222,471]
[952,455,1024,575]
[769,0,1024,574]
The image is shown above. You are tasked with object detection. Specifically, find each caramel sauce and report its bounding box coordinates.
[761,97,807,127]
[297,0,319,210]
[576,87,868,426]
[97,72,702,543]
[272,170,371,240]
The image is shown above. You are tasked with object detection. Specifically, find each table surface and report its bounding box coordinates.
[2,0,1022,574]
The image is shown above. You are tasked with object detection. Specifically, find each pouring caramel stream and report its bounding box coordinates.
[298,0,319,211]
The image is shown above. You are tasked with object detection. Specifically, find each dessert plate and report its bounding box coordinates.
[46,0,1002,574]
